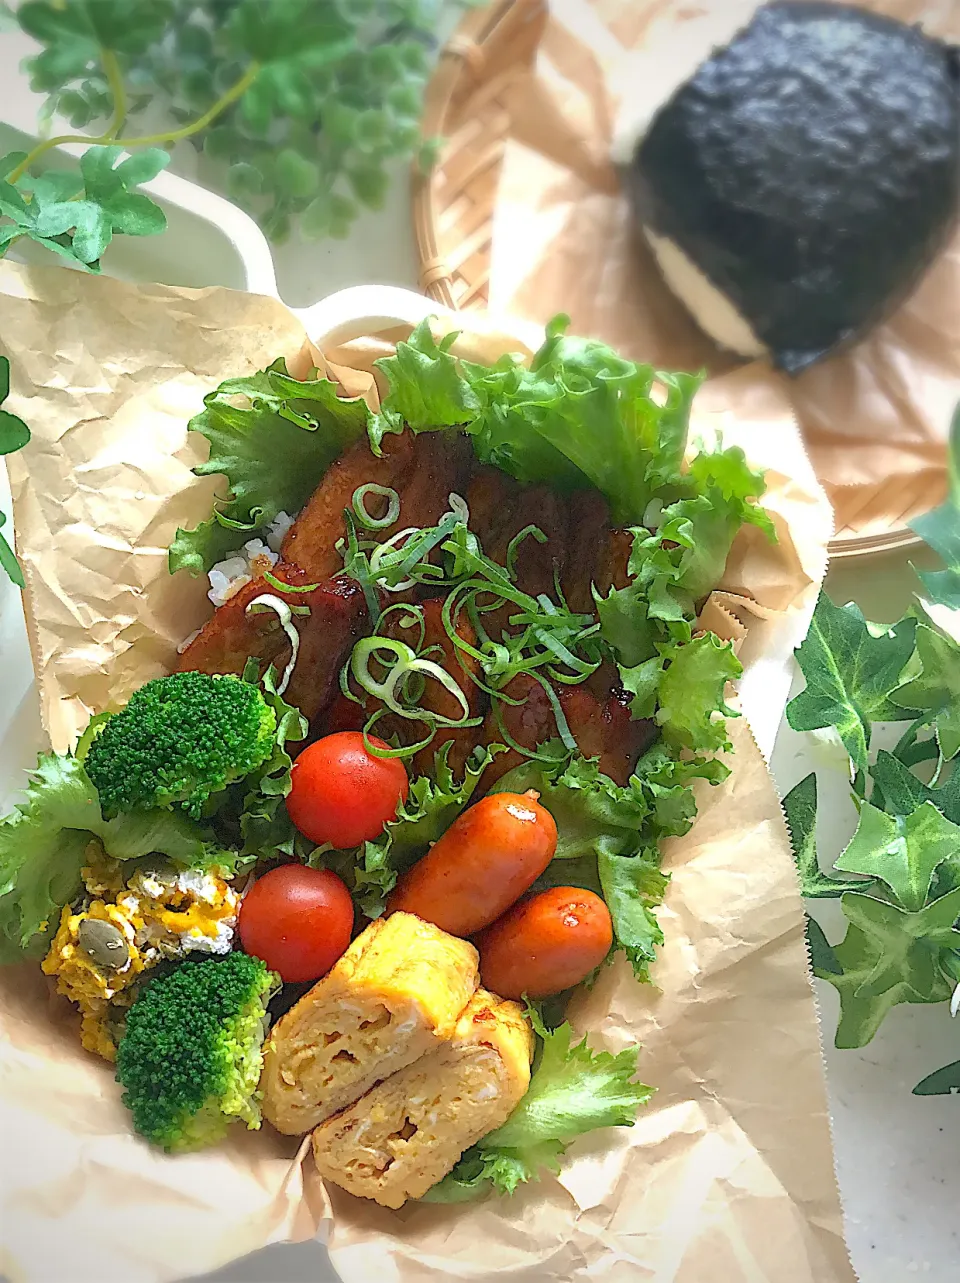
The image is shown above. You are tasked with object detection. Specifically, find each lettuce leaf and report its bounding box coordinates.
[373,316,772,538]
[169,359,371,575]
[425,1005,652,1201]
[312,743,505,919]
[210,670,310,862]
[0,753,230,960]
[655,632,742,754]
[490,749,721,980]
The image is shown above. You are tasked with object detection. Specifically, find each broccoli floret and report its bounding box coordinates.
[86,672,276,819]
[115,951,278,1152]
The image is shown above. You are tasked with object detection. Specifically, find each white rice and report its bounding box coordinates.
[206,536,281,607]
[265,510,295,552]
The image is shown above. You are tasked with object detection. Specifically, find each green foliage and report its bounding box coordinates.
[426,1005,652,1200]
[910,404,960,611]
[115,952,278,1151]
[786,594,917,774]
[18,0,468,245]
[0,146,169,271]
[782,773,853,899]
[785,415,960,1073]
[85,671,277,818]
[0,354,31,586]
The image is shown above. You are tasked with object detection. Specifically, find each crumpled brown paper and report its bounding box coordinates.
[0,260,850,1283]
[488,0,960,547]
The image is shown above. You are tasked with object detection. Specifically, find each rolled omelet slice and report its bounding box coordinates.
[261,912,479,1135]
[311,989,534,1209]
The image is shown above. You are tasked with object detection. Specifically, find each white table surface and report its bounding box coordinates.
[2,22,959,1283]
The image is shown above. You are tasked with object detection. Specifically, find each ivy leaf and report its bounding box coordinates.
[18,0,174,54]
[31,168,84,204]
[114,147,170,187]
[835,802,960,913]
[70,201,112,262]
[787,593,917,774]
[914,1059,960,1096]
[0,180,35,227]
[0,511,23,589]
[103,193,167,237]
[34,197,102,239]
[782,773,851,898]
[910,403,960,610]
[806,914,841,975]
[824,889,960,1048]
[869,749,960,826]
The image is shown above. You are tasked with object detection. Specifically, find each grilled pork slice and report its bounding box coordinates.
[481,674,655,789]
[281,430,473,582]
[311,988,533,1208]
[177,566,367,722]
[593,528,633,597]
[280,430,416,580]
[261,912,479,1136]
[562,490,612,613]
[559,685,656,786]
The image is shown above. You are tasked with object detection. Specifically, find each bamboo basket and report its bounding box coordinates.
[414,0,934,557]
[414,0,546,312]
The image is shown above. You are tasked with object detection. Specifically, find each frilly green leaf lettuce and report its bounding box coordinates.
[170,359,371,575]
[0,753,231,960]
[313,743,505,919]
[655,632,742,754]
[373,315,772,542]
[425,1005,652,1201]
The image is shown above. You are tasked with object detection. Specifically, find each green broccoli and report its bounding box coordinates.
[115,951,278,1152]
[86,672,277,819]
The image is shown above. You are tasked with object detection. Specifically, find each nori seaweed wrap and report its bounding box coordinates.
[623,1,960,375]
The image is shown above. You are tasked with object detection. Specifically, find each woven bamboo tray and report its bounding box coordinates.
[414,0,932,558]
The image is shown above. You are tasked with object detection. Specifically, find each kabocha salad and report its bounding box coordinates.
[0,318,775,1206]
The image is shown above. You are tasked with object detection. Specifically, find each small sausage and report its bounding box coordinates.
[475,887,613,999]
[386,791,557,937]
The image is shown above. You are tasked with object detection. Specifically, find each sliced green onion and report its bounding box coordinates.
[506,525,546,579]
[263,569,320,594]
[353,483,401,530]
[245,594,300,697]
[361,710,437,761]
[350,636,475,728]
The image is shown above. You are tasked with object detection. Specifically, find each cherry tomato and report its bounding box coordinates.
[238,865,354,983]
[286,732,409,849]
[387,790,557,937]
[476,887,613,999]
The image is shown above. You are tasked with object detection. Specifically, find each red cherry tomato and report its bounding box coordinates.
[286,732,409,849]
[238,865,354,983]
